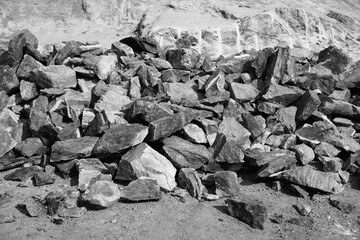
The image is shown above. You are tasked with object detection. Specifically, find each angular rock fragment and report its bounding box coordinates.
[16,54,43,80]
[297,73,336,96]
[147,58,172,71]
[162,136,211,169]
[275,106,297,133]
[182,123,207,144]
[0,65,20,93]
[93,123,148,157]
[4,166,43,182]
[318,156,343,173]
[164,82,201,103]
[33,172,55,186]
[204,69,226,97]
[214,171,241,197]
[120,177,162,202]
[51,136,99,162]
[116,143,177,191]
[225,194,267,230]
[0,129,17,158]
[19,80,38,101]
[314,142,341,157]
[30,65,77,89]
[2,32,26,69]
[256,154,297,178]
[55,41,82,65]
[241,113,265,139]
[229,83,260,103]
[317,46,350,75]
[264,47,289,87]
[128,100,173,123]
[81,181,120,209]
[295,90,321,121]
[262,84,304,106]
[76,158,111,191]
[25,197,46,217]
[281,166,344,194]
[291,144,315,165]
[252,47,275,78]
[339,60,360,88]
[244,148,295,167]
[166,48,200,70]
[83,55,117,80]
[15,137,47,157]
[213,133,244,164]
[177,168,206,199]
[329,198,356,213]
[94,84,132,113]
[161,69,190,83]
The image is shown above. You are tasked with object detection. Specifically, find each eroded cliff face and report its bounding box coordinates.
[1,0,360,59]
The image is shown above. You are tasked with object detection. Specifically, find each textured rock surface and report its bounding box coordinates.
[120,177,162,202]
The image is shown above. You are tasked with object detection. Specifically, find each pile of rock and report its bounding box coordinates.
[1,29,360,229]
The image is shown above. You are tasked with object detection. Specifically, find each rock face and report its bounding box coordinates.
[116,143,177,191]
[225,194,268,230]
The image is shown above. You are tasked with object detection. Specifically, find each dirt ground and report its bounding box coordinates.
[0,168,359,240]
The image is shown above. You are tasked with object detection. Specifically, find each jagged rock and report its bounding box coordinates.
[2,32,26,69]
[314,142,341,157]
[214,171,240,197]
[85,111,110,137]
[55,41,82,65]
[339,61,360,88]
[81,108,96,129]
[225,194,267,230]
[54,159,78,179]
[166,48,200,70]
[182,123,207,144]
[120,177,162,202]
[297,73,336,96]
[81,180,120,209]
[204,69,226,97]
[286,184,310,199]
[19,80,38,101]
[295,90,321,121]
[24,197,46,217]
[252,47,275,78]
[128,100,173,123]
[0,65,20,93]
[147,58,172,71]
[161,69,190,83]
[218,117,251,144]
[318,156,343,173]
[329,89,351,102]
[195,118,219,146]
[281,165,344,194]
[317,46,351,75]
[244,148,295,167]
[177,168,205,199]
[147,110,198,141]
[256,154,297,178]
[94,84,132,113]
[16,54,43,80]
[93,123,148,157]
[0,91,9,111]
[0,213,15,224]
[33,172,55,186]
[0,155,41,171]
[76,158,111,191]
[320,98,360,119]
[213,133,244,164]
[116,143,177,191]
[329,197,356,213]
[120,36,162,56]
[4,166,43,182]
[129,76,141,99]
[0,129,17,158]
[83,54,118,80]
[241,113,265,139]
[164,82,201,103]
[291,144,315,165]
[264,47,289,87]
[262,84,304,106]
[162,136,211,169]
[14,137,47,157]
[229,83,260,103]
[29,65,77,89]
[50,136,99,162]
[275,106,297,133]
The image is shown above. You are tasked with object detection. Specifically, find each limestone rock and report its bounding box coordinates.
[275,106,297,133]
[225,194,267,230]
[76,158,110,191]
[30,65,77,89]
[128,100,173,123]
[120,177,162,202]
[51,136,99,162]
[94,84,132,113]
[177,168,205,199]
[116,143,177,191]
[93,123,148,157]
[162,136,211,169]
[81,180,121,209]
[213,133,244,164]
[164,82,201,103]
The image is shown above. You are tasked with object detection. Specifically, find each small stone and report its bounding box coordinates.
[314,142,341,157]
[29,65,77,89]
[182,123,207,144]
[286,184,309,199]
[214,171,240,197]
[58,207,87,218]
[76,158,110,191]
[147,58,172,71]
[129,77,141,99]
[161,69,190,83]
[25,196,45,217]
[164,82,201,104]
[256,154,297,178]
[177,168,206,199]
[33,172,55,186]
[288,216,314,227]
[81,180,121,209]
[319,156,343,173]
[19,80,38,101]
[291,144,315,165]
[295,203,311,216]
[329,197,356,213]
[204,69,226,97]
[45,191,66,216]
[120,177,162,202]
[213,133,244,164]
[317,46,350,75]
[15,137,47,157]
[225,194,268,230]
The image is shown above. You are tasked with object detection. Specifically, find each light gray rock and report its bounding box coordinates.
[30,65,77,89]
[81,180,121,209]
[120,177,162,202]
[177,168,206,199]
[182,123,207,144]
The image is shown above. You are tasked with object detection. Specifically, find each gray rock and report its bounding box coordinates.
[147,58,172,71]
[81,180,121,209]
[264,47,289,86]
[329,197,356,213]
[314,142,341,157]
[0,213,15,224]
[328,89,351,101]
[214,171,241,197]
[252,47,276,78]
[30,65,77,89]
[166,48,200,70]
[275,106,297,133]
[244,148,295,167]
[281,165,344,194]
[83,55,118,80]
[24,197,46,217]
[256,154,297,178]
[177,168,206,199]
[318,46,351,75]
[128,100,173,123]
[0,65,19,93]
[339,60,360,88]
[120,177,162,202]
[76,158,111,191]
[213,133,244,164]
[4,166,43,182]
[161,69,190,83]
[164,82,201,103]
[33,172,55,186]
[162,136,211,169]
[204,69,226,97]
[0,91,9,111]
[16,54,43,80]
[15,137,47,157]
[262,84,304,106]
[182,123,207,144]
[93,123,148,157]
[318,156,343,173]
[229,82,260,103]
[116,143,177,191]
[295,90,321,121]
[225,194,267,230]
[129,76,141,99]
[20,80,38,101]
[218,117,251,144]
[291,144,315,165]
[241,113,265,139]
[51,136,99,162]
[94,84,132,113]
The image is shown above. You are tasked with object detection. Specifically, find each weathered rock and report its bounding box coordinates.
[161,69,190,83]
[81,180,121,209]
[297,73,336,96]
[164,82,201,103]
[204,69,226,97]
[275,106,297,133]
[15,137,47,157]
[166,48,200,70]
[195,118,219,146]
[291,144,315,165]
[128,100,173,123]
[19,80,38,101]
[314,142,341,157]
[213,133,244,164]
[33,172,55,186]
[94,84,132,113]
[120,177,162,202]
[264,47,289,87]
[24,197,46,217]
[262,84,304,106]
[147,58,172,71]
[339,60,360,88]
[120,36,162,56]
[319,156,343,173]
[0,65,20,93]
[218,117,251,144]
[116,143,177,191]
[244,148,295,167]
[30,65,77,89]
[147,110,198,141]
[256,154,297,178]
[177,168,206,199]
[225,194,267,230]
[129,76,141,99]
[162,136,211,169]
[83,55,118,80]
[0,129,17,158]
[241,113,265,139]
[229,83,260,103]
[0,213,15,224]
[93,123,148,157]
[317,46,351,75]
[0,155,41,171]
[182,123,207,144]
[4,166,43,182]
[50,136,99,162]
[295,90,321,121]
[252,47,275,78]
[281,165,344,194]
[76,158,111,191]
[214,171,240,197]
[3,32,26,69]
[0,91,9,111]
[54,159,78,179]
[55,41,82,65]
[16,54,43,80]
[329,197,356,213]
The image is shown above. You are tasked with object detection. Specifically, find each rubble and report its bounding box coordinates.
[1,28,360,231]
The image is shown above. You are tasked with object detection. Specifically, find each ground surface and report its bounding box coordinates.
[0,169,359,240]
